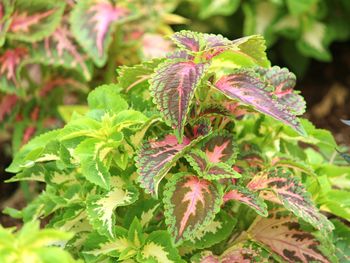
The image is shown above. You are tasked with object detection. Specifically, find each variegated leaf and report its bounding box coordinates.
[171,30,231,53]
[163,173,222,244]
[87,176,138,238]
[28,26,93,80]
[150,60,207,141]
[136,134,206,196]
[8,0,65,42]
[0,94,17,122]
[183,211,236,249]
[201,132,238,164]
[250,211,333,263]
[185,149,240,180]
[247,168,334,233]
[0,1,14,46]
[192,242,269,263]
[70,0,132,66]
[215,68,305,135]
[137,231,185,263]
[83,227,134,259]
[124,199,160,229]
[256,66,306,115]
[223,186,268,216]
[0,47,28,95]
[118,58,163,92]
[75,137,122,189]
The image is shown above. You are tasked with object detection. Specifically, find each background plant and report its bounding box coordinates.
[4,31,350,262]
[0,0,183,156]
[176,0,350,77]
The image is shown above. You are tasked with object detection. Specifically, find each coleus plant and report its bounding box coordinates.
[4,31,350,262]
[0,0,179,153]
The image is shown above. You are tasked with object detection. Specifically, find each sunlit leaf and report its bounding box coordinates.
[223,186,268,216]
[247,168,334,233]
[87,176,138,237]
[250,211,334,263]
[214,68,305,135]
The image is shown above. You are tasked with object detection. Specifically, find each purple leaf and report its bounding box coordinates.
[136,135,191,196]
[150,60,207,141]
[223,186,267,216]
[215,68,305,135]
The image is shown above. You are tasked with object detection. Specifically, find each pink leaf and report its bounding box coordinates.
[223,186,267,216]
[150,61,207,141]
[247,168,333,233]
[10,9,55,33]
[163,174,222,244]
[215,68,305,135]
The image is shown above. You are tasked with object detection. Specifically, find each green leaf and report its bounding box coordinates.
[127,218,144,248]
[137,231,184,263]
[331,219,350,262]
[0,1,14,47]
[183,210,237,249]
[7,129,61,173]
[198,0,240,19]
[88,84,128,113]
[7,0,65,42]
[286,0,318,16]
[163,173,222,245]
[87,176,138,237]
[58,105,89,123]
[75,138,120,189]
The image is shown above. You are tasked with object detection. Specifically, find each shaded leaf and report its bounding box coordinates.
[250,211,333,263]
[137,231,184,263]
[163,173,222,244]
[247,168,334,233]
[0,47,28,95]
[183,211,237,249]
[0,1,14,46]
[215,68,305,135]
[70,0,132,66]
[185,149,240,180]
[150,60,207,141]
[0,94,17,122]
[224,186,268,216]
[8,0,65,42]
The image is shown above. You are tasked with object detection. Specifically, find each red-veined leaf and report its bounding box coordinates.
[136,134,205,196]
[214,68,305,135]
[70,0,132,66]
[185,149,240,180]
[201,132,238,164]
[150,60,207,142]
[247,168,334,233]
[250,211,333,263]
[223,186,267,216]
[8,0,65,42]
[28,26,93,80]
[163,173,222,244]
[256,66,306,115]
[0,47,28,94]
[0,94,17,122]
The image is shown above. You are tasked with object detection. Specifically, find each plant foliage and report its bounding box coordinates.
[4,31,350,262]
